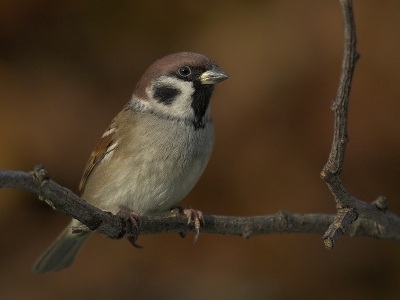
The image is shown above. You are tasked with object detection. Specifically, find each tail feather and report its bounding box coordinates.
[32,220,91,274]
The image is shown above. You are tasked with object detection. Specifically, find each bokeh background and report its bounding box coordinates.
[1,1,400,299]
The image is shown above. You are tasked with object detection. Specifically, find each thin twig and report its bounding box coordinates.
[320,0,400,249]
[320,0,360,248]
[321,0,359,196]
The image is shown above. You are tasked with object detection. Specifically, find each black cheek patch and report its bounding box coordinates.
[153,85,181,105]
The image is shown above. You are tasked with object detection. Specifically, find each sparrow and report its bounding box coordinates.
[32,52,228,273]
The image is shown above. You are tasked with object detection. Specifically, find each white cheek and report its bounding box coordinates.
[146,76,195,119]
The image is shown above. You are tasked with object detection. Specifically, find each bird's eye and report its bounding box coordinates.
[178,66,191,77]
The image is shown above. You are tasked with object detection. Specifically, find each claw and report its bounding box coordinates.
[175,205,204,243]
[127,235,143,249]
[117,210,143,248]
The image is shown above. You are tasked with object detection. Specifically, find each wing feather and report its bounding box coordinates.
[79,105,130,194]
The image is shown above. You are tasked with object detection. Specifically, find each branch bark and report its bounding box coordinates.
[320,0,400,249]
[1,165,400,243]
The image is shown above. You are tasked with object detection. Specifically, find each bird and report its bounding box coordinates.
[32,52,228,273]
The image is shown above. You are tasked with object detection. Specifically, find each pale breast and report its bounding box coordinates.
[81,112,214,215]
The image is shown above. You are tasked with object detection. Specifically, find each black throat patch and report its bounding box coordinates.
[191,82,214,130]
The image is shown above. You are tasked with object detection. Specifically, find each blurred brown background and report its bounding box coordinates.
[1,1,400,299]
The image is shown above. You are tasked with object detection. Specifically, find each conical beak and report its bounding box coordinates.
[199,65,229,85]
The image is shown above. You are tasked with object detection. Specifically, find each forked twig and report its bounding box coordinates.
[320,0,400,249]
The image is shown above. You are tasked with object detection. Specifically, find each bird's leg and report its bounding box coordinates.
[116,210,143,248]
[175,205,204,243]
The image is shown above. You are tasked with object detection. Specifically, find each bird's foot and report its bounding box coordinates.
[116,210,143,248]
[175,205,204,243]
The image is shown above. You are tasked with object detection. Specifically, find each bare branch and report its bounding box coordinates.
[320,0,400,248]
[0,165,135,240]
[1,165,400,243]
[321,0,359,202]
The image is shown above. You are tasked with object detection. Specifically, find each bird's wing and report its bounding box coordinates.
[79,105,130,194]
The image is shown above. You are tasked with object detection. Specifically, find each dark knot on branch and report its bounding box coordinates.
[32,164,50,185]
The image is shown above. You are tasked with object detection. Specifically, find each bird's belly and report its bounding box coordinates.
[85,133,213,215]
[116,152,208,215]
